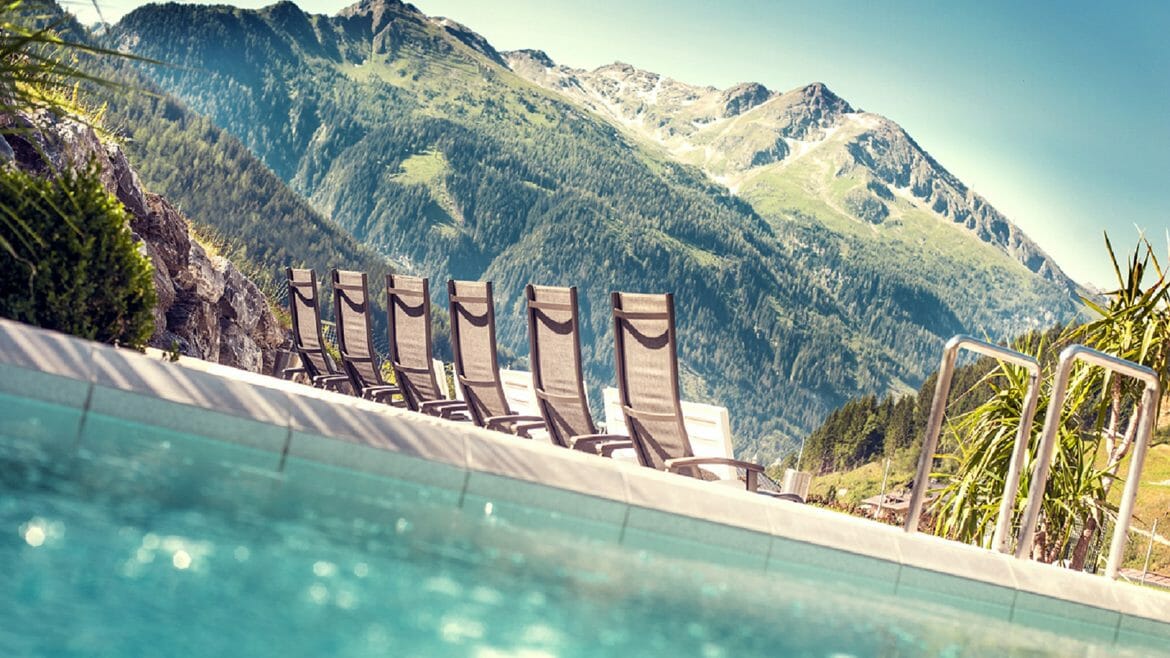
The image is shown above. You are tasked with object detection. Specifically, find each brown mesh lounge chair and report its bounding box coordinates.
[332,269,400,404]
[526,284,631,454]
[385,274,470,419]
[612,291,795,498]
[284,267,351,394]
[448,279,544,435]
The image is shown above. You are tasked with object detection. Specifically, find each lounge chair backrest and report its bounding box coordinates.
[448,280,511,425]
[526,284,598,448]
[286,267,336,379]
[602,387,735,478]
[386,274,445,411]
[611,292,697,473]
[332,269,384,390]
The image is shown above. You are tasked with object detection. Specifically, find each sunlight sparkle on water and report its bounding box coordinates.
[20,517,61,547]
[23,523,45,547]
[440,615,485,644]
[172,550,192,570]
[308,583,329,605]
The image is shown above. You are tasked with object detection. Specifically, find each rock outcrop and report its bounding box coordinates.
[842,119,1063,281]
[719,82,772,118]
[1,111,284,373]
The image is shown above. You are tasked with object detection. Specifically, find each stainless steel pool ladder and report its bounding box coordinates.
[1014,345,1159,579]
[902,335,1042,554]
[904,337,1161,580]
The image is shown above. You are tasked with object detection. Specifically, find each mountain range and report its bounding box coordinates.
[506,51,1063,281]
[105,0,1083,460]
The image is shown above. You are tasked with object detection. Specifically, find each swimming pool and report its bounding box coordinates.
[1,319,1168,656]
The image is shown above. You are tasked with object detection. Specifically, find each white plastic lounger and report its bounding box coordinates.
[499,368,539,418]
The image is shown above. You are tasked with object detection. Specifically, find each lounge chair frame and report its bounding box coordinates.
[331,269,399,404]
[284,267,350,393]
[385,274,469,419]
[525,284,629,454]
[611,291,765,492]
[448,279,544,435]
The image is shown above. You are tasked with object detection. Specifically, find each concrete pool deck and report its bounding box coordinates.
[0,317,1167,651]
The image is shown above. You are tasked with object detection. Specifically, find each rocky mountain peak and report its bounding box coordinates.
[262,1,305,16]
[337,0,421,42]
[791,82,853,115]
[801,81,835,99]
[259,1,301,16]
[511,48,555,68]
[719,82,773,117]
[597,61,639,76]
[429,16,506,66]
[337,0,419,19]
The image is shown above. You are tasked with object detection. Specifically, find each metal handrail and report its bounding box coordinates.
[904,335,1042,554]
[1014,345,1160,579]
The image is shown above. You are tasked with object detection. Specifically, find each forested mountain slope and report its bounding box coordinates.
[76,39,404,349]
[102,84,393,297]
[111,0,1081,459]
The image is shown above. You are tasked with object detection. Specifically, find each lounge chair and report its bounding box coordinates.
[385,274,469,419]
[331,269,400,404]
[525,284,630,454]
[447,279,544,435]
[601,387,735,478]
[284,267,351,394]
[611,291,797,499]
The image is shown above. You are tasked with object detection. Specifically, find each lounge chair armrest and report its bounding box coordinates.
[598,441,635,457]
[417,401,470,420]
[440,408,472,421]
[419,400,469,415]
[484,415,545,433]
[569,434,632,454]
[313,375,352,394]
[664,456,764,472]
[511,420,546,437]
[665,456,764,492]
[362,385,400,402]
[283,366,306,377]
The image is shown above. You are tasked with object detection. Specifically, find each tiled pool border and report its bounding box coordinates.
[1,318,1167,649]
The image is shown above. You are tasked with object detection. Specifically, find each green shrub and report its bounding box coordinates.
[0,163,156,347]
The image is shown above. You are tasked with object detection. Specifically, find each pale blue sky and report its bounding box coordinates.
[70,0,1170,288]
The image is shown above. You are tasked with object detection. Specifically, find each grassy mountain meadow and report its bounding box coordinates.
[108,0,1082,460]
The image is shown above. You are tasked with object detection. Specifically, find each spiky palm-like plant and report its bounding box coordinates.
[932,235,1170,569]
[1062,235,1170,568]
[0,0,146,258]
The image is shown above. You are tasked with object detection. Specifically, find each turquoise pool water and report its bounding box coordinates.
[0,395,1160,657]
